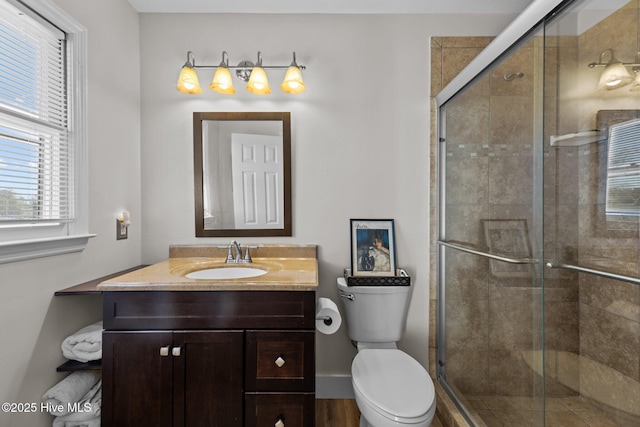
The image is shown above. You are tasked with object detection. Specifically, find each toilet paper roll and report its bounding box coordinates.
[316,297,342,335]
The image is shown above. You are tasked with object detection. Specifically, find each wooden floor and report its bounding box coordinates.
[316,399,444,427]
[316,399,360,427]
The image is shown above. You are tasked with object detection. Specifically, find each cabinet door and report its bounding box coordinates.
[102,331,174,427]
[173,330,244,427]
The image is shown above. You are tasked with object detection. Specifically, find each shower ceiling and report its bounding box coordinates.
[127,0,535,14]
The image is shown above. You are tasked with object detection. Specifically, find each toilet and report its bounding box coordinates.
[337,277,436,427]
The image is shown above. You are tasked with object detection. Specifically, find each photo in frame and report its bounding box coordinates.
[350,219,397,276]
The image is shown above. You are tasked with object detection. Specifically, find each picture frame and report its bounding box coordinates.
[350,219,397,276]
[482,219,532,278]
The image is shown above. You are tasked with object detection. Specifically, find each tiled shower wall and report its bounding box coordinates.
[429,36,494,380]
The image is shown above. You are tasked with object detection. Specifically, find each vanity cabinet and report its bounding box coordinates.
[101,290,315,427]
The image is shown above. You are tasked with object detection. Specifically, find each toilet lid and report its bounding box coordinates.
[352,349,434,420]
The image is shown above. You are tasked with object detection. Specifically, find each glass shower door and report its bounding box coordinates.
[541,1,640,425]
[437,26,547,427]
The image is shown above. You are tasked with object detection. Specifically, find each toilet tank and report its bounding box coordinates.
[336,277,412,343]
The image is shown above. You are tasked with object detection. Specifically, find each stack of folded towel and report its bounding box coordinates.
[61,321,103,363]
[41,321,104,426]
[42,371,101,427]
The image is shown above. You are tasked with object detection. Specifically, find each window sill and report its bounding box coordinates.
[0,234,96,264]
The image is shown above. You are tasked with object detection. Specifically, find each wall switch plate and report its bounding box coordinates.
[116,219,128,240]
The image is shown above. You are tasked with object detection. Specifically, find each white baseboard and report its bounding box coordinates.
[315,375,354,399]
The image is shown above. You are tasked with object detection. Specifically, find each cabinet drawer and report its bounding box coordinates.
[104,291,315,330]
[245,393,315,427]
[246,331,315,391]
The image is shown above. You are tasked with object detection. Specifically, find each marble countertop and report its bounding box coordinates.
[97,244,318,291]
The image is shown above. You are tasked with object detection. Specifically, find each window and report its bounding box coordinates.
[0,0,91,263]
[605,118,640,216]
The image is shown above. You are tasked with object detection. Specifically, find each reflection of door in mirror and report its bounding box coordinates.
[231,133,284,229]
[194,112,292,237]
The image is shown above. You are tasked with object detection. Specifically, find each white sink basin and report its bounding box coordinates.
[185,267,268,280]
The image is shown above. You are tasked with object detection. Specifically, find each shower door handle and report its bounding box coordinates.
[546,262,640,286]
[437,240,537,264]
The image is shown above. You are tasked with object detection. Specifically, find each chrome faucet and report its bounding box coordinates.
[224,241,255,264]
[232,240,242,262]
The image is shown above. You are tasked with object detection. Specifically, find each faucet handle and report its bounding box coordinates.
[243,245,258,263]
[225,245,235,263]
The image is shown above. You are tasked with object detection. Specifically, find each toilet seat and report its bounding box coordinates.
[351,349,435,424]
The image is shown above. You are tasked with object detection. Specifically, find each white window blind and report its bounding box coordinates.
[605,118,640,216]
[0,0,70,223]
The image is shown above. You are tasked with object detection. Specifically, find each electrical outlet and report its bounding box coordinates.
[116,219,128,240]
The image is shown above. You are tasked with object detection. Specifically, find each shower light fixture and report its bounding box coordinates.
[588,49,639,91]
[176,51,306,95]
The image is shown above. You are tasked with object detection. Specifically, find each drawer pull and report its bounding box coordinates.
[275,418,285,427]
[172,346,182,357]
[160,346,170,357]
[275,356,286,368]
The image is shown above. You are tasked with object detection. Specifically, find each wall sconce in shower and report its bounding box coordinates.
[176,51,306,95]
[588,49,640,91]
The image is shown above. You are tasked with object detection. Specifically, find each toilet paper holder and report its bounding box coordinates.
[316,315,333,326]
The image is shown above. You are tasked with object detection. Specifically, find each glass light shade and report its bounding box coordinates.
[280,66,306,94]
[246,67,271,95]
[176,66,203,94]
[598,62,634,90]
[210,67,236,94]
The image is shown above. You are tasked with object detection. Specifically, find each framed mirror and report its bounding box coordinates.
[194,112,292,237]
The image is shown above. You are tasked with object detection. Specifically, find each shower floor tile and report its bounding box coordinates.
[466,395,636,427]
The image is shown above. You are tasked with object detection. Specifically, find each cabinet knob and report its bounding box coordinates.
[172,346,182,357]
[275,356,286,368]
[160,346,170,357]
[275,418,285,427]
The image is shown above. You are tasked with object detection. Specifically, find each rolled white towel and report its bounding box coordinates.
[61,321,103,363]
[52,380,101,427]
[52,416,100,427]
[42,371,101,416]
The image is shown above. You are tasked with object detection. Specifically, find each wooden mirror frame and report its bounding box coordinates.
[193,112,292,237]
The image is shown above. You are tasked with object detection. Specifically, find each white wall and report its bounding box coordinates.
[139,13,517,378]
[0,1,141,426]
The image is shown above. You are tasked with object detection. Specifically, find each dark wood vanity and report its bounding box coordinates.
[101,290,316,427]
[97,245,319,427]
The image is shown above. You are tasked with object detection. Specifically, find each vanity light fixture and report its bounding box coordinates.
[246,52,271,95]
[281,52,306,94]
[176,50,306,95]
[176,51,203,94]
[209,51,236,95]
[588,49,639,91]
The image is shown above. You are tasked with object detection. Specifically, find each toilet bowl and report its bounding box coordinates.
[351,349,436,427]
[336,278,436,427]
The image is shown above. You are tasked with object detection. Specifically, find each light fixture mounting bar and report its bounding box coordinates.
[192,64,306,70]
